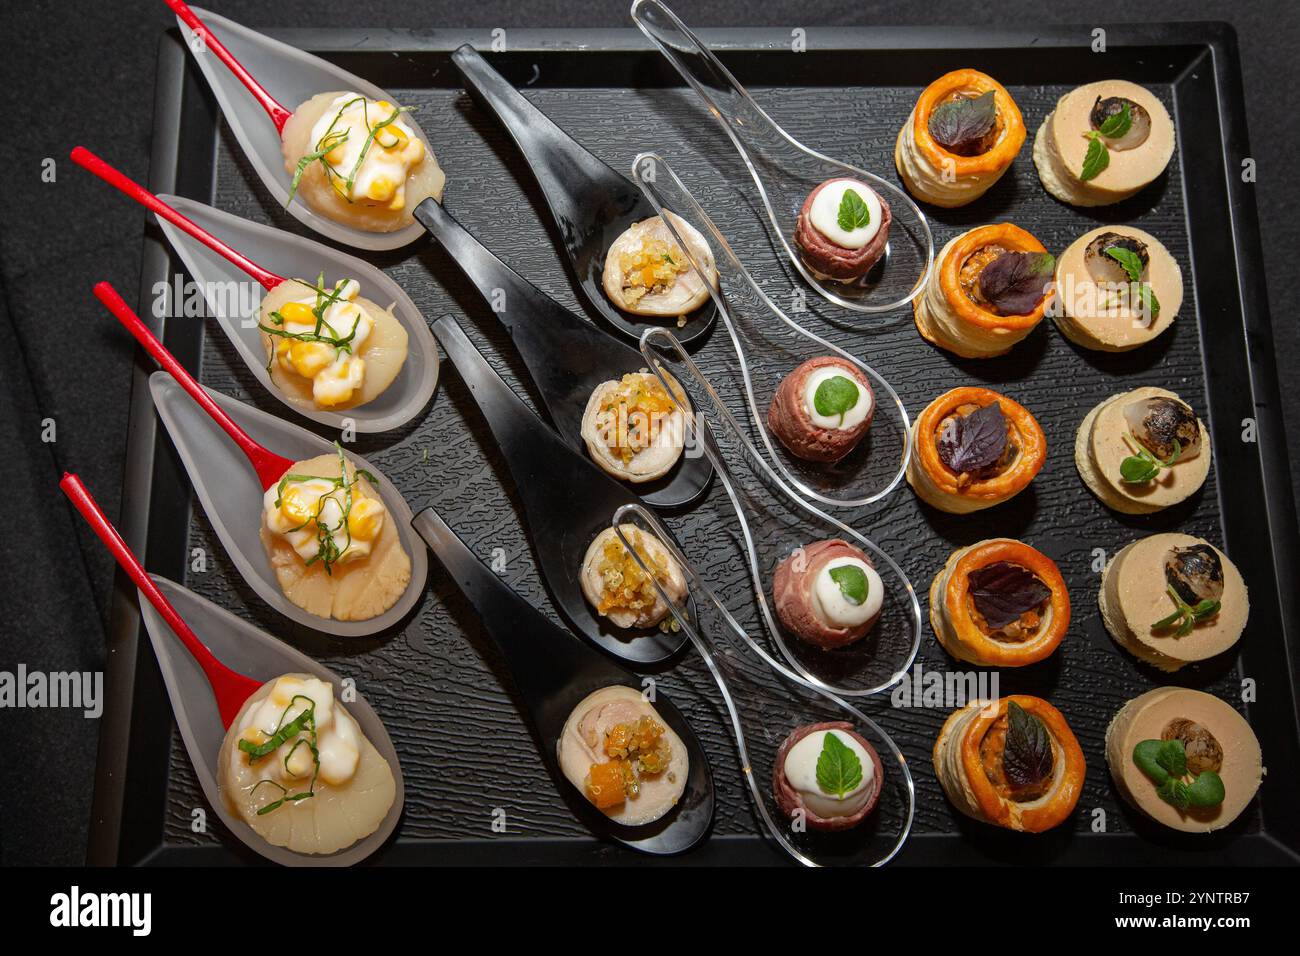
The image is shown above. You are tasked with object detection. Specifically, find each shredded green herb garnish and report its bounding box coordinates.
[241,694,321,815]
[285,96,411,206]
[272,442,378,575]
[259,272,363,370]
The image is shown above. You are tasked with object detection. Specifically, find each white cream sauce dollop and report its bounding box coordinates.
[308,94,425,209]
[783,729,875,818]
[801,366,873,430]
[235,676,360,789]
[812,556,884,628]
[808,180,883,250]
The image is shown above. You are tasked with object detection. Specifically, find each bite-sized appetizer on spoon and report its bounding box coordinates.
[558,685,690,826]
[580,525,688,632]
[412,506,714,853]
[913,223,1055,359]
[71,147,434,431]
[95,282,422,633]
[1053,226,1183,351]
[767,356,875,464]
[603,212,720,326]
[165,0,444,248]
[1034,79,1175,207]
[580,371,688,484]
[794,178,892,286]
[449,44,719,345]
[895,69,1026,207]
[61,475,402,864]
[773,722,885,832]
[1075,387,1209,514]
[772,539,884,650]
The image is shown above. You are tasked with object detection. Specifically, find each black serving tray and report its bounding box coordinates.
[92,22,1300,866]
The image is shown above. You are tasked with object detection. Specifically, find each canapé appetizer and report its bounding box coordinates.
[1075,387,1209,514]
[894,70,1026,207]
[913,223,1055,358]
[258,275,409,411]
[283,92,446,232]
[260,444,412,622]
[929,538,1069,667]
[767,356,876,463]
[1100,533,1247,672]
[772,539,884,649]
[773,723,884,831]
[1033,80,1175,207]
[557,685,688,826]
[580,525,688,630]
[934,696,1086,833]
[906,387,1046,514]
[580,371,686,483]
[793,178,892,284]
[1053,227,1182,351]
[1105,688,1262,833]
[218,673,397,855]
[602,213,718,323]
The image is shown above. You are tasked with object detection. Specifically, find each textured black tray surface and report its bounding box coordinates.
[110,27,1298,865]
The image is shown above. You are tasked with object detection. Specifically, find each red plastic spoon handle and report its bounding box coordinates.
[164,0,293,133]
[59,473,259,728]
[70,147,283,291]
[92,281,294,490]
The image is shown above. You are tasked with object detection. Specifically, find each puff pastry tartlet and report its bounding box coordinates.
[907,387,1047,514]
[1105,688,1262,833]
[1075,387,1210,514]
[1099,533,1247,672]
[934,695,1086,833]
[913,223,1054,358]
[929,538,1069,667]
[895,69,1026,207]
[1053,226,1182,351]
[1033,80,1175,207]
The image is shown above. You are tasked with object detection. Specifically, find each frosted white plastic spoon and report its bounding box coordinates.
[61,474,405,866]
[631,0,934,315]
[72,147,438,433]
[167,0,434,250]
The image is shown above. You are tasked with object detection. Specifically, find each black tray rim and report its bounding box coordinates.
[89,20,1300,867]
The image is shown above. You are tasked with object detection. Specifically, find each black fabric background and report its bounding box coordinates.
[1,0,1296,866]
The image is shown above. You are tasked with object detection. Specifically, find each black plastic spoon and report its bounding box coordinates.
[433,316,696,665]
[411,505,713,855]
[449,44,718,347]
[413,197,711,510]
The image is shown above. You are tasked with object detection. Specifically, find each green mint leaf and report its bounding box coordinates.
[1139,284,1161,322]
[828,564,869,606]
[1184,770,1226,808]
[1098,101,1133,139]
[1133,739,1172,785]
[1120,454,1160,484]
[1192,599,1222,621]
[1080,135,1110,182]
[813,374,860,423]
[836,188,872,232]
[815,731,864,799]
[1155,738,1188,779]
[1158,776,1191,810]
[1105,246,1145,283]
